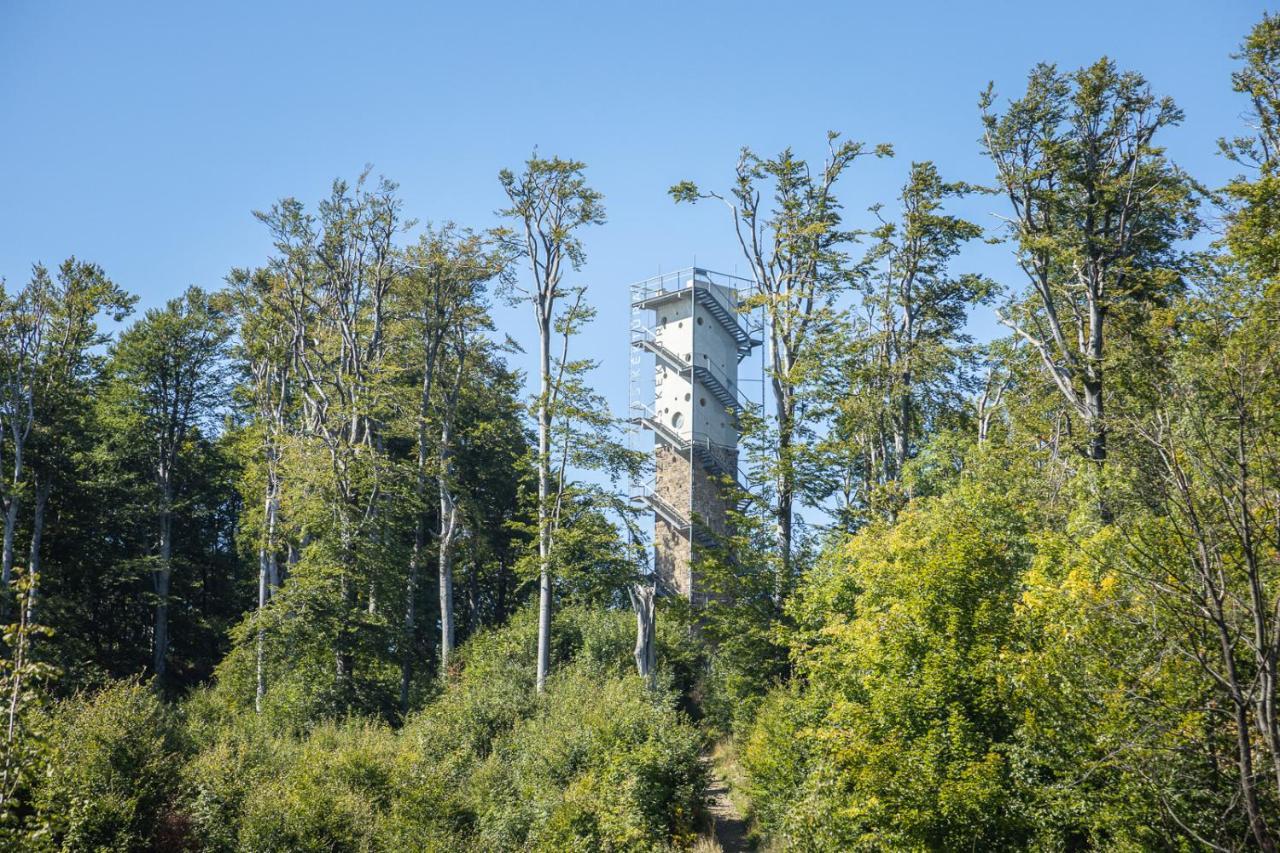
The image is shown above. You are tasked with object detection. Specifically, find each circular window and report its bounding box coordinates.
[684,392,691,401]
[671,412,685,429]
[700,398,706,407]
[697,316,704,326]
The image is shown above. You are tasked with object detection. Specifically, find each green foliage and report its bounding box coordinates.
[177,604,705,852]
[472,665,704,851]
[744,460,1035,850]
[31,680,181,852]
[0,568,58,843]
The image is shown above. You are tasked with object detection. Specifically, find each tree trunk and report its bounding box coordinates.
[438,361,463,673]
[335,512,355,695]
[255,546,267,713]
[24,475,48,625]
[0,495,16,595]
[1083,377,1106,464]
[255,459,279,713]
[438,499,457,671]
[152,479,173,684]
[536,313,552,693]
[774,389,795,603]
[628,584,656,687]
[437,446,458,672]
[400,515,425,713]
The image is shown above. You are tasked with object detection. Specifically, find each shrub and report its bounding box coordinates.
[32,679,182,852]
[178,602,707,851]
[471,663,705,851]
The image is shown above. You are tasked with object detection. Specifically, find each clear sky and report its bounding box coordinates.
[1,0,1270,428]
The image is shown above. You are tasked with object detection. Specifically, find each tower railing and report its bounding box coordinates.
[630,268,762,355]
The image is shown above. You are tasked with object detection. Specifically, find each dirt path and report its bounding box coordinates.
[700,751,750,852]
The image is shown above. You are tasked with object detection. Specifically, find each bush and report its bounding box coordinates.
[32,679,182,852]
[742,472,1035,849]
[178,602,706,852]
[471,663,705,851]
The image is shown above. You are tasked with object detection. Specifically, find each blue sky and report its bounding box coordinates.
[1,0,1270,429]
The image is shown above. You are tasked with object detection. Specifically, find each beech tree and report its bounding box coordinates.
[498,154,605,693]
[105,286,231,684]
[0,260,131,615]
[980,59,1198,469]
[228,267,295,711]
[0,273,48,601]
[816,162,991,525]
[255,172,404,698]
[395,225,503,699]
[671,133,891,589]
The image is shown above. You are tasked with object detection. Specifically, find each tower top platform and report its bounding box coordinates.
[629,268,762,357]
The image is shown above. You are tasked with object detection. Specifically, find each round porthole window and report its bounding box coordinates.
[697,316,704,326]
[684,392,691,401]
[671,412,685,429]
[700,398,706,407]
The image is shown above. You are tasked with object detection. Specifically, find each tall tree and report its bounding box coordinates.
[497,154,605,693]
[0,271,49,601]
[255,172,405,703]
[105,286,231,685]
[394,225,503,701]
[228,268,296,711]
[22,260,133,619]
[671,133,891,590]
[980,59,1198,469]
[816,162,991,526]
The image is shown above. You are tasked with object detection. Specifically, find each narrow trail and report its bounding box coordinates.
[701,751,751,852]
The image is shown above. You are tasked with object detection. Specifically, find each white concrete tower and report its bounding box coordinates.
[629,268,760,606]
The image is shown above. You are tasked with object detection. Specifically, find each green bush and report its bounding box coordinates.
[32,679,182,852]
[178,602,706,852]
[471,663,705,851]
[742,472,1035,850]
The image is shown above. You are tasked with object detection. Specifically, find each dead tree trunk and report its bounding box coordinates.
[628,584,656,687]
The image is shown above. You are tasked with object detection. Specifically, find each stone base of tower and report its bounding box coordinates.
[653,443,737,607]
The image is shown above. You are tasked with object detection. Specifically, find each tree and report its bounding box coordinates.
[671,133,892,592]
[0,566,56,839]
[1126,294,1280,849]
[816,162,991,526]
[228,267,295,711]
[497,154,605,693]
[395,224,503,698]
[255,172,405,700]
[0,260,133,617]
[980,59,1198,470]
[1220,12,1280,284]
[0,273,48,603]
[105,286,231,685]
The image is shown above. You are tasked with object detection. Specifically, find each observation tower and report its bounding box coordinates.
[628,268,762,606]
